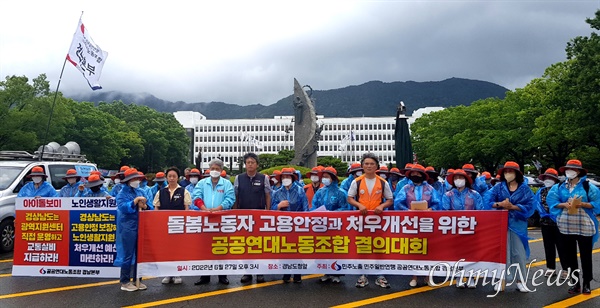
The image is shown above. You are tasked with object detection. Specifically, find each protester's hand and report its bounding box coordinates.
[374,205,384,214]
[34,196,41,199]
[105,196,112,200]
[278,200,289,210]
[357,204,368,215]
[78,184,85,191]
[134,196,146,206]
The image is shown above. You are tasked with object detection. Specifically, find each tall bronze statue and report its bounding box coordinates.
[290,78,318,167]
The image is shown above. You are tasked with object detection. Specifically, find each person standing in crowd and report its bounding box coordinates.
[270,170,282,192]
[376,165,389,181]
[59,169,82,197]
[115,168,151,292]
[312,166,347,284]
[340,163,363,194]
[394,163,440,287]
[484,161,535,293]
[234,152,271,284]
[139,172,155,205]
[535,168,567,279]
[150,172,167,198]
[547,160,600,295]
[388,167,403,194]
[481,171,493,189]
[192,159,235,285]
[304,166,323,210]
[18,166,58,198]
[442,168,483,289]
[110,166,130,197]
[462,164,489,195]
[425,166,444,199]
[442,168,455,192]
[347,153,394,289]
[76,174,111,198]
[185,168,202,194]
[153,167,191,285]
[394,163,414,196]
[271,167,308,283]
[179,167,191,187]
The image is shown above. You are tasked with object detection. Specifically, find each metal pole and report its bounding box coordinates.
[40,57,68,161]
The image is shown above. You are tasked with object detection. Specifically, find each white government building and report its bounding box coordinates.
[174,108,443,170]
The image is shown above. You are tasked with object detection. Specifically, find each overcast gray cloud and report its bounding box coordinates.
[0,0,598,105]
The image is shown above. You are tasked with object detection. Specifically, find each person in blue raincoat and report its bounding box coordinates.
[393,163,439,288]
[484,161,535,293]
[425,166,445,200]
[137,172,155,204]
[59,169,82,197]
[271,167,308,283]
[110,166,130,197]
[340,163,363,210]
[442,169,483,211]
[547,160,600,295]
[393,163,414,196]
[534,168,566,279]
[114,168,153,292]
[463,164,489,196]
[387,167,403,195]
[17,166,58,198]
[75,174,111,198]
[312,166,347,283]
[149,171,167,198]
[269,170,282,195]
[184,168,202,195]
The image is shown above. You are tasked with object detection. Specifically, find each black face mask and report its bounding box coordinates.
[90,186,101,192]
[390,176,399,182]
[410,176,423,184]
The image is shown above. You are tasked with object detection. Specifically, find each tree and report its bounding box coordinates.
[317,156,348,177]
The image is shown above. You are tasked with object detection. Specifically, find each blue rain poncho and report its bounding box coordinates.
[394,182,440,211]
[442,188,484,210]
[59,181,82,197]
[271,184,308,212]
[17,181,58,198]
[311,180,347,211]
[113,185,153,267]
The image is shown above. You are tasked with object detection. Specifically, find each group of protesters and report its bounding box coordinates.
[16,152,599,295]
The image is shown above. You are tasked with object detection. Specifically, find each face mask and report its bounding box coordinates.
[282,178,292,187]
[322,178,332,186]
[32,176,43,184]
[114,179,121,184]
[380,174,387,179]
[355,171,363,177]
[210,170,221,178]
[91,186,101,192]
[543,179,556,188]
[409,176,423,184]
[272,178,278,184]
[129,180,140,188]
[390,176,399,182]
[189,177,199,185]
[454,179,466,188]
[565,170,578,180]
[67,178,77,185]
[504,172,516,183]
[310,175,319,182]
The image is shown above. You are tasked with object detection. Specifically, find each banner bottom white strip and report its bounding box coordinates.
[12,265,120,278]
[139,259,505,278]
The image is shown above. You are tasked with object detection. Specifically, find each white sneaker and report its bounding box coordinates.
[516,282,530,293]
[138,282,147,290]
[494,280,504,292]
[320,275,331,282]
[162,277,172,284]
[173,276,183,284]
[355,275,368,288]
[331,276,341,283]
[121,282,138,292]
[409,278,417,287]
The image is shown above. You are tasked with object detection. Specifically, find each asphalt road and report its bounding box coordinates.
[0,228,599,308]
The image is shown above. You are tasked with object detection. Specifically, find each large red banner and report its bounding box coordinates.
[138,210,508,277]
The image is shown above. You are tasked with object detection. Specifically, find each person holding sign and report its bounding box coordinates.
[547,160,600,295]
[75,174,110,198]
[59,169,82,197]
[17,166,58,198]
[484,161,535,293]
[393,163,440,287]
[347,153,394,289]
[115,168,152,292]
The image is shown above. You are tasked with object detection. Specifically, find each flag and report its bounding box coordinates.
[66,18,108,90]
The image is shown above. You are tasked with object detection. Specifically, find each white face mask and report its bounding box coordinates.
[355,171,363,177]
[282,178,292,187]
[210,170,221,178]
[543,179,556,188]
[114,179,121,184]
[454,179,466,188]
[189,177,199,185]
[272,178,279,184]
[322,178,332,186]
[380,174,387,179]
[129,180,140,188]
[565,170,579,180]
[67,178,77,185]
[504,172,516,183]
[32,176,43,184]
[310,175,319,182]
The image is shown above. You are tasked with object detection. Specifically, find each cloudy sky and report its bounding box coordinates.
[1,0,598,106]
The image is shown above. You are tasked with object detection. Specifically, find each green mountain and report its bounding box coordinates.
[69,77,508,118]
